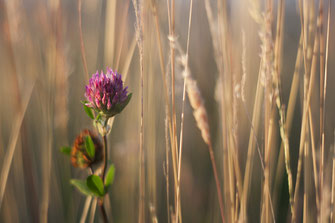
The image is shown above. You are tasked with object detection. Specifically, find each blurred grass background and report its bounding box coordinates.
[0,0,335,222]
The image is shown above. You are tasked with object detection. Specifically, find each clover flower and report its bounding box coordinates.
[85,68,131,118]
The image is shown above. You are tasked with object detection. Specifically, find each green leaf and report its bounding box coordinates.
[114,93,132,115]
[80,100,89,105]
[105,164,115,188]
[70,179,94,196]
[83,104,94,119]
[87,175,105,197]
[95,113,102,121]
[60,146,71,156]
[84,135,95,159]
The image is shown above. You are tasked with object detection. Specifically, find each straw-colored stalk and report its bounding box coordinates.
[104,0,117,67]
[115,0,131,71]
[318,0,325,194]
[164,115,171,223]
[151,0,174,221]
[166,3,180,222]
[132,0,145,222]
[167,2,180,219]
[322,0,331,217]
[303,139,309,223]
[204,1,243,221]
[0,81,35,210]
[177,52,225,222]
[308,106,320,211]
[1,2,41,222]
[321,3,331,217]
[258,4,276,221]
[151,1,177,221]
[331,132,335,222]
[89,198,97,223]
[78,0,89,82]
[293,9,320,223]
[272,34,302,210]
[80,196,93,223]
[271,0,295,217]
[175,0,193,222]
[317,0,325,205]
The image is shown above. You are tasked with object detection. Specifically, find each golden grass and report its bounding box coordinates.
[1,0,335,222]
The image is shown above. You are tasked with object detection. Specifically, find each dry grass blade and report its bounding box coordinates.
[132,0,145,221]
[331,131,335,222]
[151,1,174,221]
[176,51,225,222]
[167,0,180,219]
[115,0,130,71]
[80,196,92,223]
[78,0,89,81]
[166,0,181,221]
[0,81,35,209]
[104,0,117,66]
[121,36,137,83]
[318,0,325,202]
[308,107,320,211]
[89,198,97,223]
[293,14,320,223]
[273,35,302,210]
[321,2,331,206]
[272,0,294,216]
[175,0,193,223]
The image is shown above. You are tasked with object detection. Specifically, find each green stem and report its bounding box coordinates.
[102,134,108,181]
[99,118,109,223]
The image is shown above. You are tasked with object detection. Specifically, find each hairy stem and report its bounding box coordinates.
[98,120,109,223]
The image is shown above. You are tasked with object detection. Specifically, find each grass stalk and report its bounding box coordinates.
[78,0,89,82]
[132,0,145,221]
[115,0,130,71]
[80,196,92,223]
[168,1,181,220]
[273,34,302,209]
[308,106,320,211]
[331,131,335,222]
[241,65,264,221]
[166,0,181,221]
[293,12,320,223]
[318,0,325,204]
[175,1,193,222]
[164,116,171,223]
[0,82,35,210]
[272,0,295,216]
[104,0,117,66]
[89,198,97,223]
[321,4,331,214]
[151,1,174,221]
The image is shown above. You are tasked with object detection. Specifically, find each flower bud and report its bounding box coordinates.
[71,129,103,169]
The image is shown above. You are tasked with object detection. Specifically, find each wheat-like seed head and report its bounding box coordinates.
[177,51,211,146]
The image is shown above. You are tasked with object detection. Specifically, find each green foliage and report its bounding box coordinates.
[87,175,105,197]
[71,175,105,197]
[70,179,95,197]
[84,135,95,159]
[105,164,115,190]
[60,146,71,156]
[95,113,102,122]
[115,93,132,114]
[83,104,94,119]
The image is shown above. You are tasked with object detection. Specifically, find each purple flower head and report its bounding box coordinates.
[85,68,131,117]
